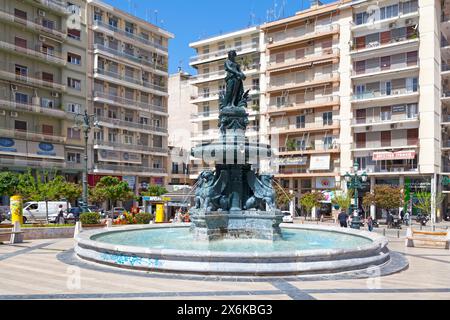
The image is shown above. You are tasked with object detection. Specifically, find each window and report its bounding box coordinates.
[275,53,285,64]
[296,140,306,150]
[125,21,134,34]
[67,152,81,163]
[406,51,418,66]
[355,133,366,148]
[14,8,27,20]
[296,115,305,129]
[355,157,367,170]
[14,37,27,48]
[124,113,133,122]
[153,159,162,169]
[202,87,210,98]
[42,124,53,136]
[402,0,418,14]
[108,130,118,142]
[323,136,333,149]
[140,117,149,125]
[67,77,81,90]
[355,12,368,25]
[296,48,305,59]
[108,109,117,119]
[381,131,391,147]
[406,77,418,92]
[68,53,81,65]
[109,17,118,28]
[42,72,53,83]
[407,103,418,119]
[252,78,260,90]
[15,92,28,104]
[15,120,27,131]
[276,96,286,108]
[153,136,163,148]
[93,9,102,22]
[355,60,365,74]
[172,162,179,174]
[381,106,391,121]
[42,19,55,30]
[41,98,55,109]
[67,128,81,140]
[323,112,333,125]
[15,64,27,77]
[67,103,81,113]
[67,3,81,15]
[123,130,133,144]
[67,29,81,40]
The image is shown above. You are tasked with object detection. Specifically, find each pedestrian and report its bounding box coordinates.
[367,216,374,232]
[400,209,405,221]
[56,205,64,224]
[404,210,410,226]
[337,210,349,228]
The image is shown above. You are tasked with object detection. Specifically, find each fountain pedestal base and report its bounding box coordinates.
[190,209,284,241]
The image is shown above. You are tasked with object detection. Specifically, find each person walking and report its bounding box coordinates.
[337,210,349,228]
[367,216,374,232]
[404,210,410,226]
[56,205,64,224]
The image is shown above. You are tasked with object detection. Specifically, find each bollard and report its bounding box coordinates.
[74,221,82,238]
[383,228,386,236]
[10,221,23,244]
[397,230,400,238]
[106,218,112,228]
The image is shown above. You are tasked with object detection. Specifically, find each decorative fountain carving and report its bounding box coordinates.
[190,50,283,241]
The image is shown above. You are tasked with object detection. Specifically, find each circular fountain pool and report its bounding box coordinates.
[75,224,390,276]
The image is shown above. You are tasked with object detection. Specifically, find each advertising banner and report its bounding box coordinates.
[310,154,330,170]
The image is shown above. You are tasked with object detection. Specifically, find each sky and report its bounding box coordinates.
[103,0,334,74]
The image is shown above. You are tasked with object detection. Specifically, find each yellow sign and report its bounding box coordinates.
[10,195,23,225]
[155,203,165,223]
[162,197,171,202]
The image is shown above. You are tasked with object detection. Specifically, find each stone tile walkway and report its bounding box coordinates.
[0,236,449,300]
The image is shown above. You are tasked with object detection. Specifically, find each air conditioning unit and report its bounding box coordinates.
[0,110,5,116]
[38,9,46,17]
[268,37,274,44]
[405,19,413,26]
[391,123,397,129]
[10,84,18,91]
[10,111,18,117]
[365,126,371,131]
[51,92,59,97]
[389,22,396,28]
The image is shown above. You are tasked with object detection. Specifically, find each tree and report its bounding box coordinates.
[373,185,403,213]
[414,191,445,217]
[89,186,108,206]
[142,185,168,197]
[0,172,20,197]
[95,176,134,209]
[60,182,82,207]
[299,192,324,219]
[362,192,376,218]
[274,184,294,209]
[332,191,352,212]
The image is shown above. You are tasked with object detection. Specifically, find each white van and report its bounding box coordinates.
[22,201,71,223]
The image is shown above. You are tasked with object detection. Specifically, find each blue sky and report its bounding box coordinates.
[103,0,334,74]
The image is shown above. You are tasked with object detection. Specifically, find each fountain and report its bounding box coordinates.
[74,51,392,276]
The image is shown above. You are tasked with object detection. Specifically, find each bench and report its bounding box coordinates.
[405,228,449,249]
[0,223,24,244]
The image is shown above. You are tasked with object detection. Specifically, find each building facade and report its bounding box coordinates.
[0,0,88,192]
[86,0,173,193]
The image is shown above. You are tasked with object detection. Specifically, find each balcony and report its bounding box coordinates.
[267,72,339,94]
[278,143,340,155]
[267,24,339,50]
[0,99,66,118]
[190,126,259,141]
[190,87,260,104]
[0,128,65,144]
[190,42,259,65]
[93,140,168,155]
[267,48,340,72]
[351,87,419,103]
[190,63,260,84]
[97,116,168,134]
[92,91,167,114]
[351,8,419,30]
[93,163,167,175]
[271,120,340,135]
[94,68,167,94]
[0,10,67,41]
[365,164,418,174]
[25,0,71,15]
[0,158,80,170]
[92,20,168,53]
[267,95,339,115]
[0,70,66,91]
[351,114,419,126]
[93,44,167,73]
[352,141,419,151]
[350,32,419,56]
[351,60,419,79]
[0,41,66,66]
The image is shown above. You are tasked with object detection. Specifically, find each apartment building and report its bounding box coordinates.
[188,26,264,179]
[167,71,196,187]
[261,1,343,208]
[0,0,88,190]
[86,0,173,193]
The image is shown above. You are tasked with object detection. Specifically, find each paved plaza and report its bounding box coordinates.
[0,231,449,300]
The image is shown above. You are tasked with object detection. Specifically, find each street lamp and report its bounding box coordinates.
[344,161,368,229]
[74,110,99,212]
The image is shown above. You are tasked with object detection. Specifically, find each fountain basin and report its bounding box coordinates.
[75,224,390,276]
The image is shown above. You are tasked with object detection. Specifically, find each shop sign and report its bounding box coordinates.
[310,155,330,170]
[321,190,335,203]
[274,157,308,166]
[0,138,17,152]
[123,176,136,190]
[316,177,336,189]
[442,176,450,186]
[373,150,416,161]
[392,105,406,113]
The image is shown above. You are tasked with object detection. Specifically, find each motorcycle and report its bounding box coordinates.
[416,214,429,226]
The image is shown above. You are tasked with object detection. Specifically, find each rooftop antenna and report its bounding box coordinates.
[154,9,158,25]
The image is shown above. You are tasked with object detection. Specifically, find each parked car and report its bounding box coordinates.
[23,201,71,224]
[107,207,126,219]
[282,211,294,223]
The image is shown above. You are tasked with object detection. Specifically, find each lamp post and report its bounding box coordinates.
[74,110,99,212]
[344,162,368,229]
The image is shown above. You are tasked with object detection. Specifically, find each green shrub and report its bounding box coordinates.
[135,212,153,224]
[80,212,101,225]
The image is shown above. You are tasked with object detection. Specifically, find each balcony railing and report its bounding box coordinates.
[94,68,167,92]
[268,95,339,112]
[352,141,418,150]
[268,24,339,46]
[93,20,168,52]
[0,128,65,143]
[97,116,168,133]
[190,63,260,82]
[278,167,338,175]
[352,60,419,76]
[351,33,419,53]
[272,120,340,134]
[93,44,167,72]
[278,143,340,153]
[32,0,71,15]
[93,163,167,174]
[268,48,339,69]
[0,98,65,117]
[92,91,167,113]
[0,41,65,65]
[0,158,80,170]
[268,72,339,91]
[0,70,66,91]
[352,114,419,125]
[352,87,418,101]
[190,42,259,63]
[366,164,418,173]
[0,10,66,40]
[93,140,168,154]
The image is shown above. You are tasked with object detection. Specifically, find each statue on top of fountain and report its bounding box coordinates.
[218,50,250,134]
